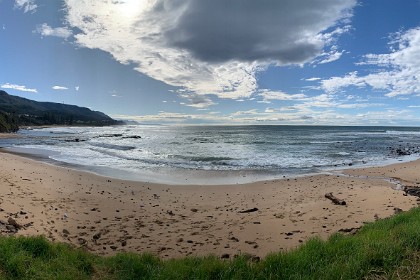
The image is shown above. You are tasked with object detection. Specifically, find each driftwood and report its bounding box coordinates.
[325,192,346,205]
[238,207,259,213]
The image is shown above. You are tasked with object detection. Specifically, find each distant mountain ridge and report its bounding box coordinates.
[0,90,121,129]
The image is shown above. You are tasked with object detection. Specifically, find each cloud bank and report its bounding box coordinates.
[14,0,37,13]
[35,23,73,39]
[321,27,420,97]
[1,83,37,93]
[63,0,356,101]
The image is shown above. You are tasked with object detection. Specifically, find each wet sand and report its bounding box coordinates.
[0,151,418,260]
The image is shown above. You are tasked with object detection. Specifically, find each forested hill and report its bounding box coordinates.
[0,111,19,133]
[0,90,122,129]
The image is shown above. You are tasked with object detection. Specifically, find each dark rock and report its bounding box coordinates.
[7,217,21,229]
[339,227,360,235]
[100,134,123,138]
[221,253,230,259]
[158,247,167,252]
[78,238,87,245]
[394,207,403,214]
[6,225,17,232]
[122,135,142,139]
[404,186,420,197]
[62,229,70,235]
[93,232,101,240]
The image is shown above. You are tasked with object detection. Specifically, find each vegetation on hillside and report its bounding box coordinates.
[0,112,19,133]
[1,207,420,279]
[0,90,122,128]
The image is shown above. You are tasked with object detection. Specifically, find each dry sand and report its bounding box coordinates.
[0,133,21,139]
[0,151,419,260]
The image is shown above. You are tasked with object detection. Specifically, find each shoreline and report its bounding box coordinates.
[1,151,419,260]
[2,144,419,186]
[4,124,420,186]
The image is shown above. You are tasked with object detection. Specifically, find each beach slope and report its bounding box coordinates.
[0,152,418,259]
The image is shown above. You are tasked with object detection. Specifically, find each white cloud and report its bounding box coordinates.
[35,23,73,39]
[75,86,80,91]
[259,89,307,101]
[113,101,420,126]
[14,0,37,13]
[336,103,384,109]
[321,27,420,97]
[317,48,345,64]
[52,85,68,90]
[1,83,37,93]
[321,71,366,93]
[63,0,355,100]
[178,92,216,108]
[231,109,259,116]
[304,77,321,82]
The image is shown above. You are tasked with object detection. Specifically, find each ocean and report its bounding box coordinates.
[1,125,420,184]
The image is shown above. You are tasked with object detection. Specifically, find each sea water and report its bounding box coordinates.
[1,125,420,184]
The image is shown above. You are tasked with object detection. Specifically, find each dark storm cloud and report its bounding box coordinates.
[64,0,355,99]
[164,0,355,63]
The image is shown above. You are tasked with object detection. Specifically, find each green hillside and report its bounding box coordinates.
[0,112,19,133]
[0,90,122,128]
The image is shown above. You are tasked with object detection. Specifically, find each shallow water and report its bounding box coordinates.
[1,125,420,184]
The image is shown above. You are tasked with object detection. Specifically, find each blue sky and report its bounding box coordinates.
[0,0,419,125]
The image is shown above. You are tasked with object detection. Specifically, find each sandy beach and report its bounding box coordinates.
[0,151,419,260]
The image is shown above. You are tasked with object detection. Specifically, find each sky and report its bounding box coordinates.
[0,0,419,126]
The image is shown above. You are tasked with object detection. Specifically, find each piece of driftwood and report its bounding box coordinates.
[238,207,259,213]
[325,192,346,205]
